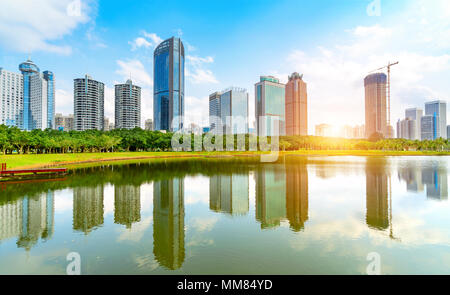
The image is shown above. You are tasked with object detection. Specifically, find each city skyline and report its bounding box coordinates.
[1,0,449,134]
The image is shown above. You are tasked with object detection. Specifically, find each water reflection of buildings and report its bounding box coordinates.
[398,164,448,201]
[153,178,185,270]
[114,185,141,228]
[286,165,309,232]
[0,191,54,250]
[255,165,286,229]
[255,165,308,231]
[366,162,389,230]
[73,185,104,234]
[422,167,448,200]
[209,174,249,215]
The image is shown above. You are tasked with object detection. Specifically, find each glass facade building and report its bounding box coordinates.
[43,71,55,129]
[153,37,185,132]
[421,115,438,140]
[15,60,55,130]
[19,60,39,130]
[425,100,447,139]
[255,76,286,137]
[209,88,249,135]
[209,92,221,133]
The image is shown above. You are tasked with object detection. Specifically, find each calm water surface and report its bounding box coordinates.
[0,156,449,274]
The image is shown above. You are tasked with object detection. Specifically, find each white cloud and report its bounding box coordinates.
[0,0,94,55]
[142,31,163,46]
[115,59,152,87]
[129,31,163,51]
[189,217,219,233]
[55,88,73,115]
[186,55,214,65]
[352,24,392,38]
[186,68,218,85]
[186,55,218,84]
[129,37,152,51]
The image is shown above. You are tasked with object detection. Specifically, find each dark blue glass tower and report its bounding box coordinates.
[153,37,185,132]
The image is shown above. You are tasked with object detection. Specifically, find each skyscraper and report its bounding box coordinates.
[209,88,249,135]
[425,100,447,139]
[153,37,185,132]
[364,73,387,138]
[18,60,55,130]
[285,72,307,136]
[115,80,141,129]
[74,75,105,131]
[0,68,23,127]
[209,91,221,134]
[1,60,54,130]
[421,115,437,140]
[18,59,39,130]
[400,108,423,140]
[255,76,286,137]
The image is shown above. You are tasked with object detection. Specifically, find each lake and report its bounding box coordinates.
[0,156,449,274]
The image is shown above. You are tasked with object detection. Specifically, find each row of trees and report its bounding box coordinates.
[1,125,450,154]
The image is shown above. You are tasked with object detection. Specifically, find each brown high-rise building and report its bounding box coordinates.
[364,73,387,138]
[285,73,307,136]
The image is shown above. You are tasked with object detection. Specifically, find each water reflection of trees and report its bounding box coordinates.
[0,158,257,203]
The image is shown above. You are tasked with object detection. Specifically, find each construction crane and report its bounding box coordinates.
[369,61,399,138]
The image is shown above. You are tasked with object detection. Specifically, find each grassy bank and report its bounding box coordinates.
[1,150,450,170]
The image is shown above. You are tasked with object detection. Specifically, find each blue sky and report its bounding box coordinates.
[0,0,449,133]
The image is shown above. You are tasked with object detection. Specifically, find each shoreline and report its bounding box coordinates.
[1,150,450,170]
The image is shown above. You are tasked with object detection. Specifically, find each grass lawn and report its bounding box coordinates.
[0,150,449,169]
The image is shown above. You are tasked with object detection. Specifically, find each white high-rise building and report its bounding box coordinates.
[74,75,105,131]
[405,108,423,140]
[115,80,141,129]
[0,68,23,127]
